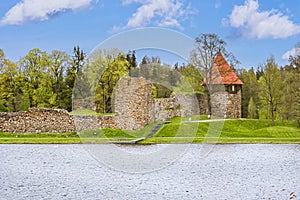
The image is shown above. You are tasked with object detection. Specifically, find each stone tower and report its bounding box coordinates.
[203,53,243,118]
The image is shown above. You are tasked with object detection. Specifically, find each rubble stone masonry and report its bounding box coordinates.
[0,108,75,133]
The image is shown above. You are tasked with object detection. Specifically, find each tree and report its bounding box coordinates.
[48,50,71,110]
[178,64,204,94]
[89,49,130,113]
[0,53,27,111]
[296,83,300,127]
[0,49,5,73]
[190,33,239,115]
[67,46,90,104]
[126,50,137,70]
[247,97,257,119]
[258,56,282,126]
[289,42,300,71]
[19,48,51,108]
[66,46,85,92]
[141,56,150,65]
[239,67,260,118]
[279,67,298,120]
[287,42,300,126]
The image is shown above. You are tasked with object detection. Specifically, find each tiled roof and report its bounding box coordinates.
[203,53,243,85]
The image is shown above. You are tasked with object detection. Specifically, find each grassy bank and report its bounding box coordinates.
[0,117,299,144]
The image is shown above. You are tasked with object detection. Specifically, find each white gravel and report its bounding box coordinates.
[0,144,299,200]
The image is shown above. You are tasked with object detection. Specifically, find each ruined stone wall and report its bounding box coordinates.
[0,108,75,133]
[196,93,208,115]
[154,96,179,121]
[113,77,154,130]
[73,115,116,131]
[173,94,200,116]
[73,98,96,111]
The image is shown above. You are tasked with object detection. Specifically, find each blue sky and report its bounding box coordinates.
[0,0,300,69]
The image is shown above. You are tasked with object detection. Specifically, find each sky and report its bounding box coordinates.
[0,0,300,69]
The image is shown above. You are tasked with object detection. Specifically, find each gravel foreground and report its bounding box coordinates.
[0,144,299,200]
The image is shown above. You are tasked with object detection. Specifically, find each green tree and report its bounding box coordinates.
[19,48,51,108]
[296,83,300,127]
[287,42,300,126]
[247,97,257,119]
[88,49,129,113]
[258,56,282,125]
[48,50,72,110]
[279,68,298,120]
[239,67,260,118]
[67,46,91,106]
[178,65,204,94]
[126,50,137,70]
[0,49,29,111]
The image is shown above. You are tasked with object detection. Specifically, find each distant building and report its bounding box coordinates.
[202,53,243,118]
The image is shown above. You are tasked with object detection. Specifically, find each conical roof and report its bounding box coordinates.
[203,53,243,85]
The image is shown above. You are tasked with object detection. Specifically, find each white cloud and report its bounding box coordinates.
[282,47,300,60]
[122,0,196,29]
[227,0,300,39]
[1,0,94,25]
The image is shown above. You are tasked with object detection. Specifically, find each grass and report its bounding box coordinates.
[0,132,82,144]
[140,118,300,144]
[0,117,299,144]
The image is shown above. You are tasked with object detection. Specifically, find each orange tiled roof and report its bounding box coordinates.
[203,53,243,85]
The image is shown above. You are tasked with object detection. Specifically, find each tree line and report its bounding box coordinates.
[238,53,300,126]
[0,35,299,126]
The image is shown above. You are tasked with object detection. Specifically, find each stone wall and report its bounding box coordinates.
[73,97,96,111]
[173,94,200,116]
[73,115,116,131]
[0,108,75,133]
[209,85,242,118]
[210,91,228,117]
[113,77,155,130]
[226,89,242,118]
[154,96,179,121]
[0,77,242,133]
[196,93,208,115]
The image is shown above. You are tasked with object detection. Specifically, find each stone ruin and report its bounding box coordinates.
[74,76,200,131]
[0,108,75,134]
[0,73,242,133]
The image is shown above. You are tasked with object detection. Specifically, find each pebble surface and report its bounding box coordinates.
[0,144,299,200]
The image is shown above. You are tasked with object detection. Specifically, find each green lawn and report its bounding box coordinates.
[0,117,299,144]
[141,118,300,144]
[0,132,82,144]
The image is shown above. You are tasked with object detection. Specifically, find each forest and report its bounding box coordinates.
[0,35,299,126]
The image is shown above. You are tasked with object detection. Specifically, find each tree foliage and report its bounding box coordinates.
[238,67,260,117]
[88,49,130,113]
[247,97,257,119]
[258,56,282,125]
